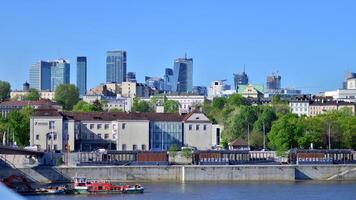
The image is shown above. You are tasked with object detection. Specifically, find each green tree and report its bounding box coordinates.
[109,108,123,112]
[54,84,80,110]
[0,80,11,101]
[226,94,249,107]
[6,106,34,146]
[23,88,40,101]
[92,100,104,112]
[164,100,180,113]
[212,97,226,109]
[268,113,301,152]
[73,100,95,112]
[132,97,151,112]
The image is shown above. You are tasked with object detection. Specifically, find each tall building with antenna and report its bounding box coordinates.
[173,54,193,93]
[266,73,281,90]
[233,66,249,90]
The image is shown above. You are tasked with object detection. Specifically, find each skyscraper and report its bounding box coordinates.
[106,50,127,83]
[51,59,70,91]
[173,56,193,93]
[266,73,281,90]
[233,68,249,90]
[77,56,87,96]
[126,72,137,83]
[164,68,174,92]
[29,61,52,90]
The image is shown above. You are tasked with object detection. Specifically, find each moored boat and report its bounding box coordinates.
[72,176,144,194]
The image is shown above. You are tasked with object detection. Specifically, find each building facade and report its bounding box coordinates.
[106,50,127,83]
[0,99,61,118]
[289,96,310,116]
[308,100,356,117]
[30,110,219,152]
[126,72,137,83]
[76,56,87,96]
[51,59,70,91]
[29,61,52,91]
[173,57,193,93]
[233,69,248,90]
[164,68,174,93]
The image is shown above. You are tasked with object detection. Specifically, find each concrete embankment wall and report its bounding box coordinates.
[1,165,356,183]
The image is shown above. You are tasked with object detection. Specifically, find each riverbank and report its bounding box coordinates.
[1,165,356,183]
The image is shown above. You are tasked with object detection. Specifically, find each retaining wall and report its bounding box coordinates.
[1,165,356,183]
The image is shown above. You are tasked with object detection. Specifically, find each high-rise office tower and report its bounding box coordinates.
[29,61,52,90]
[233,68,249,90]
[173,56,193,93]
[106,50,127,83]
[266,73,281,90]
[126,72,137,83]
[77,56,87,96]
[164,68,174,92]
[51,59,70,91]
[145,76,164,91]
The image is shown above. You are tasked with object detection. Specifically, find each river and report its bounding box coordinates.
[26,181,356,200]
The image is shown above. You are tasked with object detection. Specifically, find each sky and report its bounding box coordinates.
[0,0,356,94]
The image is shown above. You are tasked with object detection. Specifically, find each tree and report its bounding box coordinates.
[132,97,151,112]
[6,106,34,146]
[0,80,11,101]
[23,88,40,101]
[268,113,301,152]
[54,84,80,110]
[212,97,226,109]
[73,100,95,112]
[92,100,104,112]
[164,100,180,113]
[109,108,123,112]
[226,94,249,107]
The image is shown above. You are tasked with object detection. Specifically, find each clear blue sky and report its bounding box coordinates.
[0,0,355,93]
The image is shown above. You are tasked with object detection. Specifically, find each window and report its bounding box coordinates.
[203,125,207,131]
[90,124,94,129]
[141,144,146,151]
[122,123,126,130]
[97,124,102,129]
[36,134,39,140]
[98,134,102,139]
[189,124,192,130]
[104,124,109,129]
[53,134,57,141]
[104,134,109,139]
[133,144,137,151]
[196,124,200,131]
[122,144,127,150]
[54,145,57,151]
[49,121,55,129]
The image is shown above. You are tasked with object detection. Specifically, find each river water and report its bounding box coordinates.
[26,181,356,200]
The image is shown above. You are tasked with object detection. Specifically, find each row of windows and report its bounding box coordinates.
[188,124,207,131]
[290,103,308,107]
[81,133,110,140]
[121,144,146,151]
[83,123,126,130]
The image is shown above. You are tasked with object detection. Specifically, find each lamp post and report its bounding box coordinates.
[263,121,266,150]
[328,123,331,150]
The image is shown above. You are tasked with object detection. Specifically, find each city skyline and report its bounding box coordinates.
[1,1,356,93]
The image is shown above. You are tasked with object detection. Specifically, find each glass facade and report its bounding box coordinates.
[76,57,87,96]
[29,61,51,90]
[106,50,127,83]
[51,59,70,91]
[164,68,174,92]
[173,58,193,92]
[149,121,183,150]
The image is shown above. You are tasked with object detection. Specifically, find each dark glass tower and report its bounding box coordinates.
[106,50,127,83]
[77,56,87,96]
[173,57,193,92]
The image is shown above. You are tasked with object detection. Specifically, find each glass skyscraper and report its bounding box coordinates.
[164,68,174,92]
[173,57,193,93]
[233,68,249,90]
[106,50,127,83]
[29,59,70,91]
[76,56,87,96]
[29,61,52,90]
[51,59,70,91]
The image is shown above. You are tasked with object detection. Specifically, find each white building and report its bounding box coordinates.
[323,89,356,102]
[11,91,56,100]
[289,96,310,116]
[82,95,132,112]
[207,80,234,100]
[148,94,206,113]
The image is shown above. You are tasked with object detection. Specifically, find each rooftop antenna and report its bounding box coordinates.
[243,64,246,73]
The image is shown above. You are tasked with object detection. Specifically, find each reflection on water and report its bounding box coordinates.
[26,181,356,200]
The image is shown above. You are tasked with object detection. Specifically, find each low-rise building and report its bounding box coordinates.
[82,95,132,112]
[0,99,61,118]
[11,90,56,101]
[30,109,220,152]
[289,96,311,116]
[237,84,264,99]
[148,94,206,113]
[308,100,356,117]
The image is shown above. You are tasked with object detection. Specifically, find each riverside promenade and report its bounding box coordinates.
[1,165,356,183]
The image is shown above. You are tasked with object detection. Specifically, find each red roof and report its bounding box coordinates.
[0,99,53,107]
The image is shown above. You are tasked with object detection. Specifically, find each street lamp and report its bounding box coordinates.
[263,121,266,150]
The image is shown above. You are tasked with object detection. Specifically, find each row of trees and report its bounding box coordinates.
[0,106,34,146]
[203,94,356,151]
